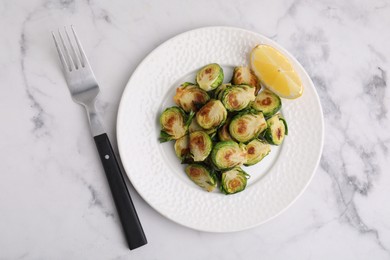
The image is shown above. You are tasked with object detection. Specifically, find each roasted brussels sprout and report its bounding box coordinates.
[229,110,267,143]
[189,131,213,162]
[211,141,247,170]
[264,114,288,145]
[196,63,224,91]
[173,83,210,112]
[220,85,256,112]
[159,107,192,142]
[217,118,234,141]
[232,66,261,94]
[252,89,281,117]
[196,99,227,130]
[215,83,231,100]
[185,164,217,192]
[220,167,249,194]
[244,139,271,166]
[174,135,189,161]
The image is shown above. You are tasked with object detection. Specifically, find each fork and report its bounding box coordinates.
[52,26,147,250]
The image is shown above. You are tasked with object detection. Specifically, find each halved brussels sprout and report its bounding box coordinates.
[264,114,288,145]
[174,135,189,161]
[218,118,234,141]
[185,164,217,192]
[229,110,267,143]
[159,107,192,142]
[211,141,247,170]
[189,131,212,162]
[196,99,227,130]
[173,83,210,112]
[215,83,231,100]
[232,66,261,94]
[196,63,224,91]
[244,139,271,166]
[252,89,281,117]
[221,85,256,112]
[220,167,249,194]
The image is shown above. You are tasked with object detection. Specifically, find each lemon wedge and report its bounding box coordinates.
[250,44,303,99]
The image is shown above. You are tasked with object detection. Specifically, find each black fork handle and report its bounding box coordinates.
[93,133,147,250]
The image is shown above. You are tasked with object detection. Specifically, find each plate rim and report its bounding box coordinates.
[116,26,325,232]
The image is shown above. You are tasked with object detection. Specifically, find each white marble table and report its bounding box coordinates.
[1,0,389,259]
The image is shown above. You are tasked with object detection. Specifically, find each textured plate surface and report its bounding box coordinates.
[117,27,324,232]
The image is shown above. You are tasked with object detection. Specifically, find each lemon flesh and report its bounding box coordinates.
[250,45,303,99]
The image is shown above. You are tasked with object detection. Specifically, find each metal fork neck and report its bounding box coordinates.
[84,101,105,137]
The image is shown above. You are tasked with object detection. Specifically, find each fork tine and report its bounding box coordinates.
[52,32,69,72]
[64,26,80,70]
[71,25,89,68]
[58,29,75,71]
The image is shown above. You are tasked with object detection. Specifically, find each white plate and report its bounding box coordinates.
[117,27,324,232]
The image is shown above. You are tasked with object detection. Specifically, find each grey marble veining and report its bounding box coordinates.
[0,0,389,259]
